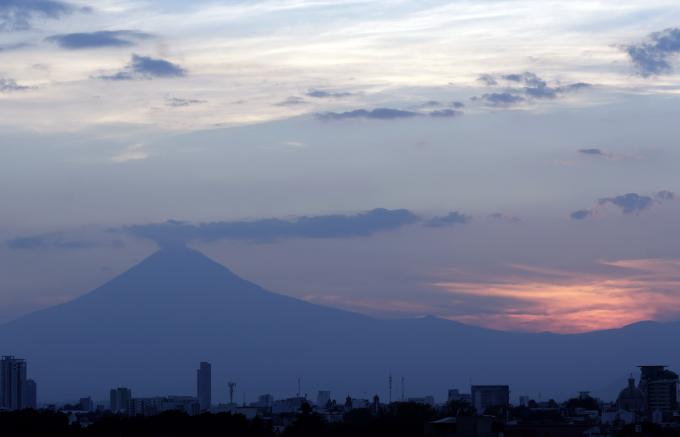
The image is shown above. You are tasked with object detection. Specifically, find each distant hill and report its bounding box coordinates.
[1,247,678,404]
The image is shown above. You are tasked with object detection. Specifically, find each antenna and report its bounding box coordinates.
[401,377,405,401]
[297,377,301,398]
[228,382,237,405]
[389,372,393,403]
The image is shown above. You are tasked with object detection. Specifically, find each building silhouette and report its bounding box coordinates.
[197,362,211,411]
[110,387,132,413]
[317,390,331,408]
[1,356,27,410]
[616,376,645,412]
[23,379,37,410]
[638,365,679,412]
[471,385,509,414]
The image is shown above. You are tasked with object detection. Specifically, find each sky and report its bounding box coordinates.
[2,0,680,333]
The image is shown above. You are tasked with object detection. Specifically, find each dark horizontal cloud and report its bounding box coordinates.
[571,191,676,220]
[570,210,593,221]
[97,54,186,80]
[274,96,307,106]
[423,211,470,228]
[306,89,352,98]
[166,96,206,107]
[598,193,655,215]
[626,28,680,76]
[473,72,591,107]
[318,107,464,121]
[428,109,463,118]
[7,233,101,250]
[318,108,421,120]
[46,30,151,49]
[123,208,421,246]
[0,77,31,92]
[0,0,85,31]
[451,101,465,109]
[476,92,525,107]
[578,148,604,156]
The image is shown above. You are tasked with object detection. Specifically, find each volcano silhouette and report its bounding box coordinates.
[1,246,679,403]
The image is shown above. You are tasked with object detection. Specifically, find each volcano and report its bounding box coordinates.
[1,246,679,403]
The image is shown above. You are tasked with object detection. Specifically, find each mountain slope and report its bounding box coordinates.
[1,247,678,403]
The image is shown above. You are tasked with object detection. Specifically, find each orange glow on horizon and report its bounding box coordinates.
[433,258,680,333]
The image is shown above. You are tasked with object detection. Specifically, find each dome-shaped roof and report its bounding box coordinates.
[617,386,644,401]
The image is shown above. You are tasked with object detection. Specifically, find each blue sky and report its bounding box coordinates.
[3,0,680,332]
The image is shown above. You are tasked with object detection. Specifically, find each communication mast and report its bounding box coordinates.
[228,382,237,404]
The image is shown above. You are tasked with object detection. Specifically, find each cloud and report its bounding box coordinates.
[166,97,205,107]
[317,108,421,120]
[473,72,591,107]
[477,92,525,107]
[97,54,186,80]
[598,193,655,214]
[478,73,497,86]
[6,233,100,250]
[0,77,31,92]
[656,190,676,201]
[578,148,605,156]
[570,209,593,220]
[122,208,421,246]
[318,107,464,121]
[306,89,352,98]
[572,191,676,219]
[274,96,307,106]
[0,0,83,31]
[451,101,465,109]
[626,28,680,76]
[433,259,680,333]
[424,211,470,227]
[46,30,152,49]
[428,109,463,118]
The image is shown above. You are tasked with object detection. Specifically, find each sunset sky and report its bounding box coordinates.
[3,0,680,333]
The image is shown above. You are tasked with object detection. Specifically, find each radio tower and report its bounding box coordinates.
[228,382,237,405]
[401,377,405,401]
[388,372,393,403]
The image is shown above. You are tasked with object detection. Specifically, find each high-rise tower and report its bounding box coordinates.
[197,362,212,411]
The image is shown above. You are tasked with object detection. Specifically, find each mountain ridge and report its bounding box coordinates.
[1,247,679,403]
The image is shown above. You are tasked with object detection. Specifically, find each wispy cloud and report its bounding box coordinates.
[0,77,31,92]
[433,259,680,333]
[46,30,152,49]
[306,89,352,98]
[0,0,84,31]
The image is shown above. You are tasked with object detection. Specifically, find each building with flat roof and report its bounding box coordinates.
[1,356,28,410]
[196,362,211,411]
[638,365,678,413]
[110,387,132,413]
[471,385,509,414]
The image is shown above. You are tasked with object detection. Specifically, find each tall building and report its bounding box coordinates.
[1,356,27,410]
[638,365,679,412]
[23,380,37,410]
[471,385,510,414]
[110,387,132,413]
[317,390,331,408]
[196,362,211,411]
